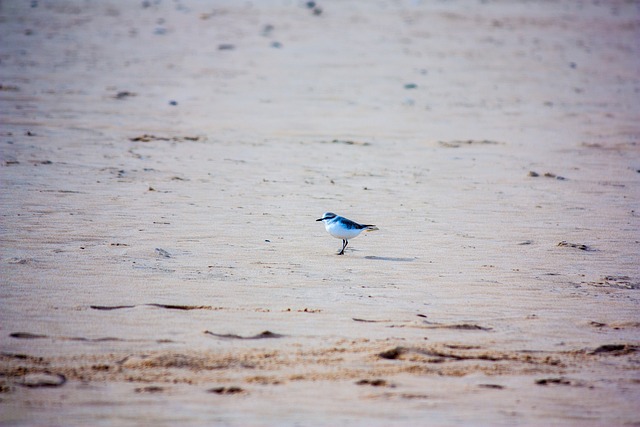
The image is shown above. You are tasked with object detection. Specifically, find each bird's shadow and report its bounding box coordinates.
[364,255,415,262]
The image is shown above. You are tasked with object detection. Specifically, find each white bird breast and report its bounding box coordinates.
[325,221,363,240]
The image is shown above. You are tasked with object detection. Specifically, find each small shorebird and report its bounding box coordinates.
[316,212,379,255]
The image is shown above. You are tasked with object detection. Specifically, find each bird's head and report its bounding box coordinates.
[316,212,337,222]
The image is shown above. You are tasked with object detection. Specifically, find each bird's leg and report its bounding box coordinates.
[338,239,348,255]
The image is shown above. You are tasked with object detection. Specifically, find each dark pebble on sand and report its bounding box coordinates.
[262,24,274,37]
[379,347,405,360]
[10,332,48,339]
[356,379,390,387]
[557,241,592,251]
[544,172,566,180]
[208,386,244,395]
[135,386,164,393]
[535,377,572,386]
[529,171,567,180]
[115,91,136,99]
[590,344,636,355]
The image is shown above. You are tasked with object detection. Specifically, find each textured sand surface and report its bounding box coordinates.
[1,1,639,426]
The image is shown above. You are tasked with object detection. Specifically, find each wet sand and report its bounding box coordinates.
[1,1,639,426]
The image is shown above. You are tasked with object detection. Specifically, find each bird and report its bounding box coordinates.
[316,212,379,255]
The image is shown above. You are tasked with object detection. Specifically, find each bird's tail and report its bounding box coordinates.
[362,225,379,232]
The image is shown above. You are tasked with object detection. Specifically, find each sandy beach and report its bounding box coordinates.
[1,1,639,425]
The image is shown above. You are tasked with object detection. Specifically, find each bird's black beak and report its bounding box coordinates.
[316,217,324,221]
